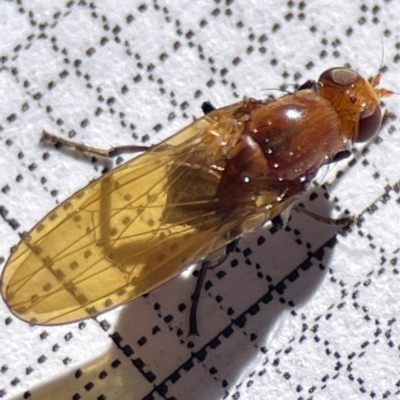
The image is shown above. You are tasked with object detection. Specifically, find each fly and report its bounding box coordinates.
[0,67,392,334]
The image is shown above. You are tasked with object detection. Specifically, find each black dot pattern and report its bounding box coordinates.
[0,1,399,400]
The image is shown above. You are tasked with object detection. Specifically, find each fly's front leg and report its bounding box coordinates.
[201,101,216,115]
[189,239,238,336]
[41,131,151,157]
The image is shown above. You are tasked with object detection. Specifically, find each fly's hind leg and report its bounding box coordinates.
[189,239,238,336]
[293,204,354,226]
[43,101,217,156]
[41,131,151,157]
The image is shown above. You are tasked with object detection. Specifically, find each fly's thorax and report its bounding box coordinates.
[230,93,344,183]
[212,93,346,218]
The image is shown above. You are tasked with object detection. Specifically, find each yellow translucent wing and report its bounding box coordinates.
[1,103,292,325]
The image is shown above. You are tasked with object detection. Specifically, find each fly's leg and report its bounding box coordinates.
[328,150,352,163]
[42,100,217,156]
[294,204,354,226]
[201,101,216,115]
[189,239,238,336]
[41,131,151,157]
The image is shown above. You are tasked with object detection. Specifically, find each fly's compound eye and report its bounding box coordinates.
[356,104,382,142]
[319,67,360,87]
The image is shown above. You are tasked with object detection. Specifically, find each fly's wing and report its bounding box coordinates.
[1,104,260,325]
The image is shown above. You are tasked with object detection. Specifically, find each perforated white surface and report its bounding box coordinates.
[1,1,400,400]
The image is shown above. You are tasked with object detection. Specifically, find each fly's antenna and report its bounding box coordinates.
[368,38,398,97]
[369,35,387,87]
[378,34,385,75]
[261,87,291,95]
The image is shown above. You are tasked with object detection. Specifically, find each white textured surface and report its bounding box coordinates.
[0,1,400,400]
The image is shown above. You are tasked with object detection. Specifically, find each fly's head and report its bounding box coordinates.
[316,67,392,143]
